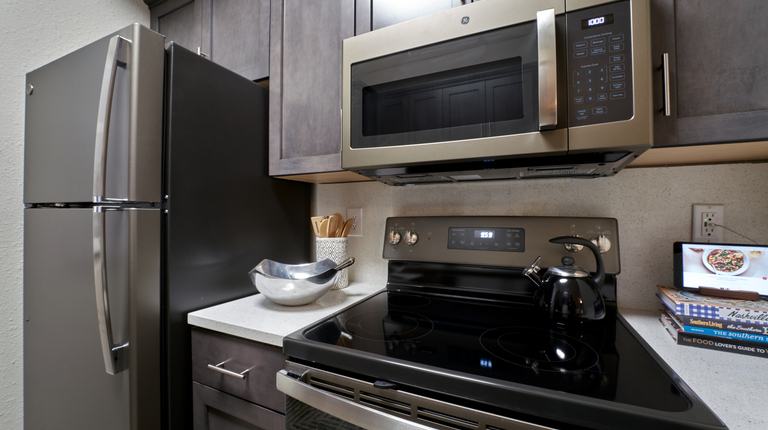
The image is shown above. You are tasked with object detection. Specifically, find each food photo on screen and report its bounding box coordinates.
[681,244,768,296]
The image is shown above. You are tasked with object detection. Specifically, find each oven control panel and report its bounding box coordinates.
[567,0,634,127]
[383,216,620,274]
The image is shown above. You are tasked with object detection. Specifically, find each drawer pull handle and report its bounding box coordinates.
[207,360,249,380]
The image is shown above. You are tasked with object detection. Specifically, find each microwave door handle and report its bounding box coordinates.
[93,207,128,375]
[660,53,672,116]
[93,35,131,203]
[537,8,557,131]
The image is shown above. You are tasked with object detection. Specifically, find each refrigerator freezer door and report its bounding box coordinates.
[24,24,165,205]
[23,207,161,430]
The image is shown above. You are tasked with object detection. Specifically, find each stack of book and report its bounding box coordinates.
[656,285,768,359]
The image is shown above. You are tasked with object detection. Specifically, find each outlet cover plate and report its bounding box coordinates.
[692,204,724,242]
[346,208,362,237]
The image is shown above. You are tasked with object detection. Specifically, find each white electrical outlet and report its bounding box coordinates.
[346,208,362,237]
[691,204,724,242]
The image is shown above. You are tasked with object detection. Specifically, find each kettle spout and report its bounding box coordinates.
[523,256,543,287]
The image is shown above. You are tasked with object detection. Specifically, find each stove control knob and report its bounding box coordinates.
[563,235,584,253]
[591,234,612,253]
[388,230,401,245]
[404,231,419,246]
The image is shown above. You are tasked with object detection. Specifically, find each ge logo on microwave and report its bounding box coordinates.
[461,16,470,25]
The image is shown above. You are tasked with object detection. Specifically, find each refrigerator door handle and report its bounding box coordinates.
[93,35,131,203]
[93,206,128,375]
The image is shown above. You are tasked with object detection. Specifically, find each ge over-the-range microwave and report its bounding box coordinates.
[341,0,653,185]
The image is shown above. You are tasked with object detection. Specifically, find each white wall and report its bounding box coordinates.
[0,1,149,427]
[315,162,768,311]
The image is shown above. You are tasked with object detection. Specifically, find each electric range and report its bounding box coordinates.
[278,216,727,430]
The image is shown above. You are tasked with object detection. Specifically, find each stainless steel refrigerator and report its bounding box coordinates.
[23,24,310,430]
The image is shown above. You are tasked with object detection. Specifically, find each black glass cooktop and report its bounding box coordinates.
[282,289,731,428]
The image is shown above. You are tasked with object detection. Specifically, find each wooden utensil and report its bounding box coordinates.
[341,218,353,237]
[311,216,326,237]
[318,219,330,238]
[328,213,344,237]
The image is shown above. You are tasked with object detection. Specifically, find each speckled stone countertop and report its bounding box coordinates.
[189,295,764,430]
[187,282,384,347]
[620,309,767,430]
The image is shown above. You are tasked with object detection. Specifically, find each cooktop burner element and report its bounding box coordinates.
[480,326,600,374]
[341,310,434,342]
[282,216,727,430]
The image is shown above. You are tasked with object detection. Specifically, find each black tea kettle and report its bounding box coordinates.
[523,236,606,322]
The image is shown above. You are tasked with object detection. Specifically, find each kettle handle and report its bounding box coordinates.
[549,236,605,288]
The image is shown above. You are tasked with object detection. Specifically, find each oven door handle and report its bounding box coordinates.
[537,8,557,131]
[276,370,433,430]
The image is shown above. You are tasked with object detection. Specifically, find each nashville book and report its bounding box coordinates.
[656,285,768,324]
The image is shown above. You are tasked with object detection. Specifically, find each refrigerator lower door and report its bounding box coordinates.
[23,24,164,205]
[24,207,161,430]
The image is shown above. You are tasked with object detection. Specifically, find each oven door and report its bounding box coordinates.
[342,0,568,172]
[277,361,555,430]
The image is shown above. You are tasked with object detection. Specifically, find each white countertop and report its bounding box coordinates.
[188,282,384,347]
[620,309,767,430]
[189,292,766,430]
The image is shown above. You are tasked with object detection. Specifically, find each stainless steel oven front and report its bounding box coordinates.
[341,0,653,184]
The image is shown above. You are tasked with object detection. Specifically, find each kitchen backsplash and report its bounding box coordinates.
[314,162,767,311]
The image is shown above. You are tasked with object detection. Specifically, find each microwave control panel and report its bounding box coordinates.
[566,0,633,127]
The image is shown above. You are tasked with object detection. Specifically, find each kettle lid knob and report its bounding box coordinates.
[561,256,575,266]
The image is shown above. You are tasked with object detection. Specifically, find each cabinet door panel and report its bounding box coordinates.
[203,0,270,81]
[269,0,355,175]
[193,382,285,430]
[651,0,768,147]
[152,0,203,52]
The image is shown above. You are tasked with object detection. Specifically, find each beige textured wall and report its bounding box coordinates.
[0,1,149,427]
[315,162,768,311]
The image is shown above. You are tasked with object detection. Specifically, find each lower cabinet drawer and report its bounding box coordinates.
[193,382,285,430]
[192,327,286,413]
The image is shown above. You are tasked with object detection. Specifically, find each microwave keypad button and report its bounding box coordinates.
[586,95,595,103]
[574,41,588,50]
[597,93,608,102]
[593,107,608,115]
[598,75,607,83]
[609,34,624,43]
[610,73,625,81]
[610,82,626,91]
[574,49,588,58]
[609,43,624,52]
[576,109,589,118]
[591,38,606,46]
[609,64,625,73]
[598,84,607,92]
[590,47,606,56]
[610,91,626,100]
[586,86,595,93]
[574,96,584,104]
[609,54,625,63]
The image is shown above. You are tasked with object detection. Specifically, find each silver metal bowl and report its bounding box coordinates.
[248,258,353,306]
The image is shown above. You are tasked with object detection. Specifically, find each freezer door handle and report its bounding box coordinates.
[93,206,128,375]
[93,35,131,203]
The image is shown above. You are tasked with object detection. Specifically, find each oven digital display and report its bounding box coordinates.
[448,227,524,252]
[474,230,494,239]
[581,13,614,29]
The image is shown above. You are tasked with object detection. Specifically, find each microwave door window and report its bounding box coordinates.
[350,23,539,149]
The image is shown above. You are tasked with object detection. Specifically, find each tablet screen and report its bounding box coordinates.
[674,242,768,297]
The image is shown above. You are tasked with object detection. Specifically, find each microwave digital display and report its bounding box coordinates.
[581,13,615,29]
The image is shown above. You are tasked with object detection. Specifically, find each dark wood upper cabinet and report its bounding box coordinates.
[651,0,768,147]
[148,0,270,82]
[268,0,356,177]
